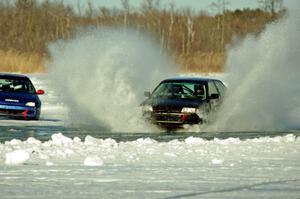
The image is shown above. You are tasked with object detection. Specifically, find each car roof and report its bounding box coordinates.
[161,76,221,83]
[0,73,29,79]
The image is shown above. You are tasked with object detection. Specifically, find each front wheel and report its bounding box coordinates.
[30,108,41,120]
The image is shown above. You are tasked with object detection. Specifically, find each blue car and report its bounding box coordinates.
[0,73,44,120]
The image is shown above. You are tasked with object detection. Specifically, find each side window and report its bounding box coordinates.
[214,81,226,97]
[208,81,218,96]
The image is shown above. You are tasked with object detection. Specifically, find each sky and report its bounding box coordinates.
[68,0,258,12]
[61,0,298,13]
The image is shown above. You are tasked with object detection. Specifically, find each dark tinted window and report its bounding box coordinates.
[0,77,35,94]
[152,81,207,100]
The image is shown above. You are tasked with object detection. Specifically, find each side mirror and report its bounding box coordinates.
[36,89,45,95]
[144,91,151,98]
[209,93,219,100]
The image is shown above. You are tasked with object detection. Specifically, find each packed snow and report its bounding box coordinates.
[1,132,300,198]
[1,133,299,167]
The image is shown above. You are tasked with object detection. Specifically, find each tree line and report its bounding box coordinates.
[0,0,284,72]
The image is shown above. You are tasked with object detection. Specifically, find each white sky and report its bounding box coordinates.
[62,0,297,13]
[67,0,259,11]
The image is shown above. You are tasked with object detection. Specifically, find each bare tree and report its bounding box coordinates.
[121,0,130,26]
[85,1,94,19]
[258,0,283,16]
[210,0,230,52]
[141,0,154,13]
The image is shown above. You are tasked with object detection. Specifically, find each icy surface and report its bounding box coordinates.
[0,72,299,198]
[1,133,300,198]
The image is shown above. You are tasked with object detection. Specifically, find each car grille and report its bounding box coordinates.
[149,106,201,126]
[0,109,24,115]
[152,106,182,113]
[152,113,183,123]
[0,109,34,116]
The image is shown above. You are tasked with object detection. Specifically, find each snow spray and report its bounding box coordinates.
[47,28,174,132]
[210,5,300,131]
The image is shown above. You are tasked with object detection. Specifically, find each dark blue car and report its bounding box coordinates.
[141,77,226,129]
[0,74,44,120]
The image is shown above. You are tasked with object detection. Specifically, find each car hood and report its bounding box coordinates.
[142,97,205,108]
[0,92,40,106]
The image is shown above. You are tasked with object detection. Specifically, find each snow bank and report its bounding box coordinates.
[5,149,30,165]
[84,155,103,166]
[1,133,299,166]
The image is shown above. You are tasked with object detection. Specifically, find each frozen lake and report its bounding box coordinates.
[2,4,300,197]
[0,75,300,199]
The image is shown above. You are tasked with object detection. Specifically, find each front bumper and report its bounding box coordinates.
[0,104,39,119]
[144,112,202,128]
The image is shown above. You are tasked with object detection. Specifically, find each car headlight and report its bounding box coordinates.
[142,105,153,112]
[181,107,196,113]
[25,102,36,107]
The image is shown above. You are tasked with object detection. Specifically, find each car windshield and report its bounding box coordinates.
[0,77,35,94]
[151,81,206,100]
